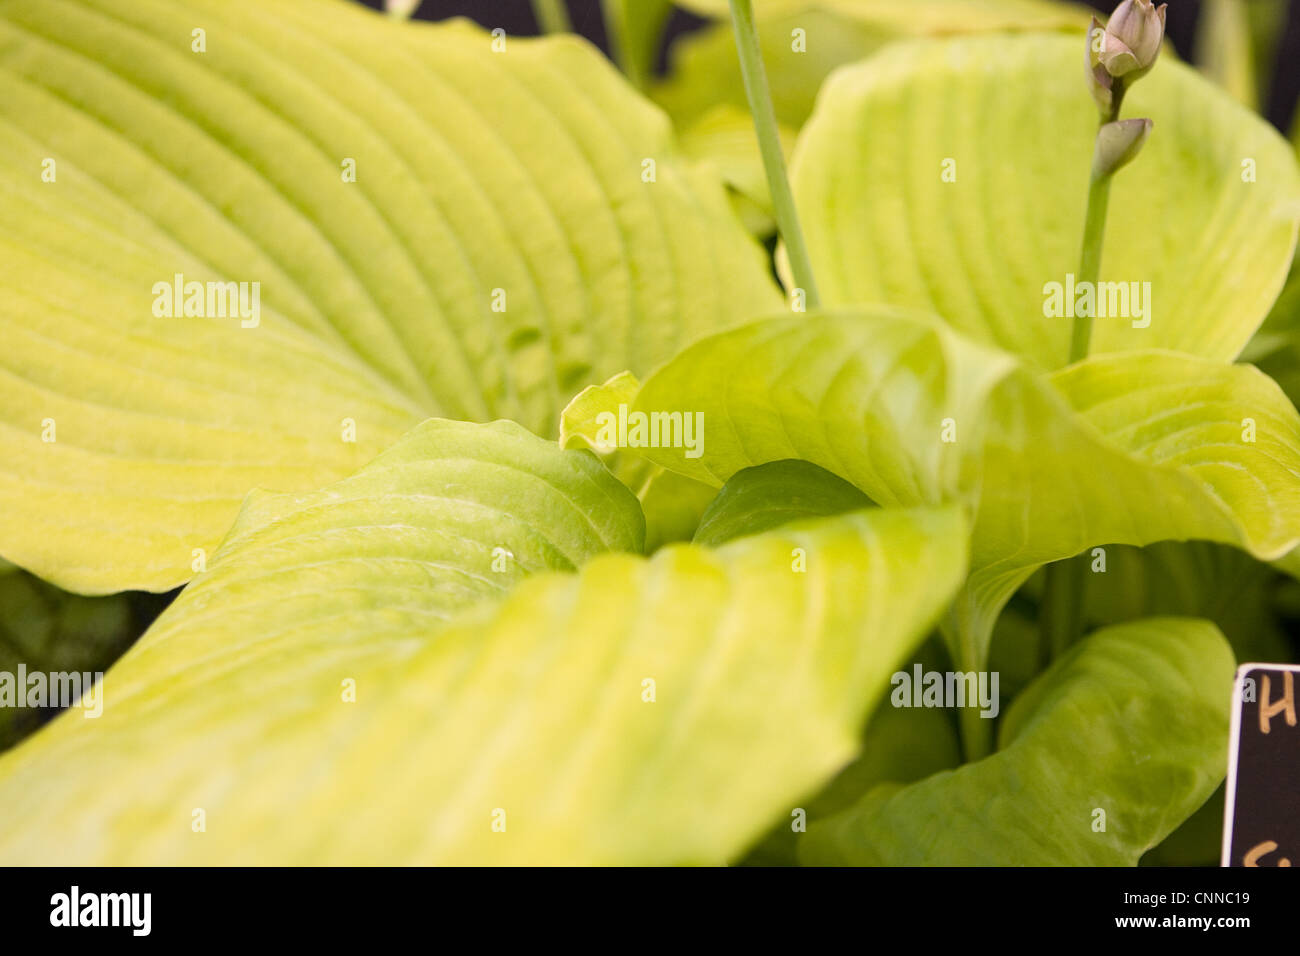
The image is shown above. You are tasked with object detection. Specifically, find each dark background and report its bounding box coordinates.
[354,0,1300,135]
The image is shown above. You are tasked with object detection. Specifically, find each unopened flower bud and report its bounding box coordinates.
[1085,17,1114,116]
[1098,0,1167,81]
[1092,117,1153,178]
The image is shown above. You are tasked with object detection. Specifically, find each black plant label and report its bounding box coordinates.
[1223,664,1299,866]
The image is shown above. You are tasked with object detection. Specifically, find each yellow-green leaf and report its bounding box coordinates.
[0,0,778,593]
[566,309,1300,673]
[790,34,1300,369]
[0,417,966,862]
[801,618,1234,865]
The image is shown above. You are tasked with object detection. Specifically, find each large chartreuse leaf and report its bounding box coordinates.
[654,2,1084,225]
[790,34,1300,369]
[564,309,1300,673]
[0,419,966,862]
[800,618,1234,865]
[0,0,778,594]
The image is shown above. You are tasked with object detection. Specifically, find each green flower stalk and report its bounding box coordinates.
[1048,3,1165,662]
[1071,0,1166,362]
[729,0,820,307]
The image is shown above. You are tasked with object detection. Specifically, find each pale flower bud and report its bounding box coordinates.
[1098,0,1167,80]
[1085,17,1114,116]
[1092,117,1153,178]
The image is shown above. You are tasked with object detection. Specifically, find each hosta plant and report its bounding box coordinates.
[0,0,1297,866]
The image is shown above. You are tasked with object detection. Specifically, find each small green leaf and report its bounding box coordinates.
[800,617,1235,865]
[560,371,643,455]
[693,459,874,547]
[790,34,1300,368]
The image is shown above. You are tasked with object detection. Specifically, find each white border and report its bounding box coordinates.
[1221,662,1300,867]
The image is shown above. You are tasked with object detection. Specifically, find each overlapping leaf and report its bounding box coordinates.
[800,618,1234,865]
[790,34,1300,369]
[0,414,966,863]
[693,459,874,547]
[654,2,1086,225]
[565,309,1300,670]
[0,0,778,593]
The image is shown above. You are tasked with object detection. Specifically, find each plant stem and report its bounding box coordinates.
[950,615,993,761]
[959,698,993,763]
[532,0,571,35]
[1040,556,1086,662]
[1067,167,1113,363]
[1053,107,1125,650]
[728,0,820,307]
